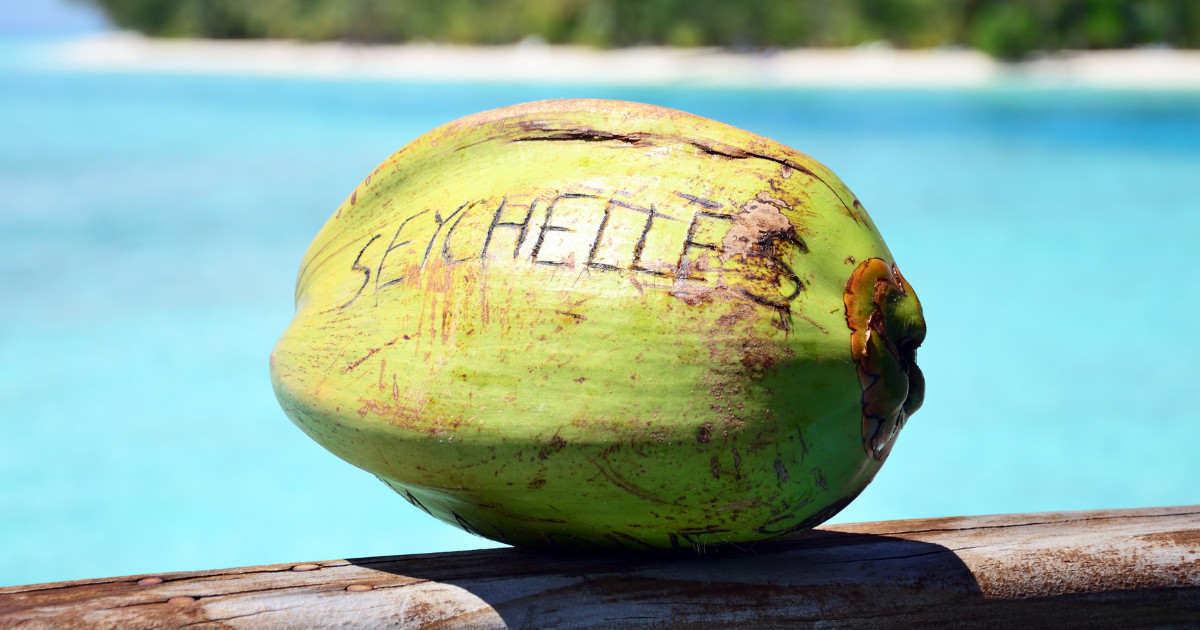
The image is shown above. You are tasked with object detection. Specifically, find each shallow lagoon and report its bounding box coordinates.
[2,47,1200,587]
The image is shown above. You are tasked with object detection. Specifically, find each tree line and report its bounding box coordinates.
[81,0,1200,59]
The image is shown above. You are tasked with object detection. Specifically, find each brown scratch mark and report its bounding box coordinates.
[848,199,867,226]
[502,120,854,219]
[377,358,387,391]
[586,455,672,505]
[812,468,828,490]
[403,489,432,515]
[674,191,723,209]
[794,312,829,335]
[571,267,588,288]
[628,275,645,296]
[452,511,482,537]
[341,338,399,375]
[774,459,790,483]
[509,124,651,146]
[554,310,587,321]
[685,139,854,216]
[343,348,379,374]
[537,433,568,460]
[356,396,443,433]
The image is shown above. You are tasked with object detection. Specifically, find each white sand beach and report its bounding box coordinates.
[45,31,1200,89]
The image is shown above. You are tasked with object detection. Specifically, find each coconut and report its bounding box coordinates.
[270,100,925,550]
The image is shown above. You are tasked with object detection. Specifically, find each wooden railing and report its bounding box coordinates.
[3,505,1198,628]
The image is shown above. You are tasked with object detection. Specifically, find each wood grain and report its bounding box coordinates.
[3,505,1198,628]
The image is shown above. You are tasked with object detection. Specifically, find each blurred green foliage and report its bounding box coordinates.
[81,0,1200,59]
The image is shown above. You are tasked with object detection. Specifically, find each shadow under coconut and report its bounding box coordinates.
[346,530,984,628]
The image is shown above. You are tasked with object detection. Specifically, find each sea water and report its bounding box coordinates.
[2,42,1199,587]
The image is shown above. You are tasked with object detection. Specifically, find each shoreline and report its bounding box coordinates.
[41,32,1200,90]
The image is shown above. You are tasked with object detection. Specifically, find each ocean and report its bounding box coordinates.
[2,39,1199,587]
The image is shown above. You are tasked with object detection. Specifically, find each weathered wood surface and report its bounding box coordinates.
[3,505,1198,629]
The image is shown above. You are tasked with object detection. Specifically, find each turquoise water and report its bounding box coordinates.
[3,43,1200,587]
